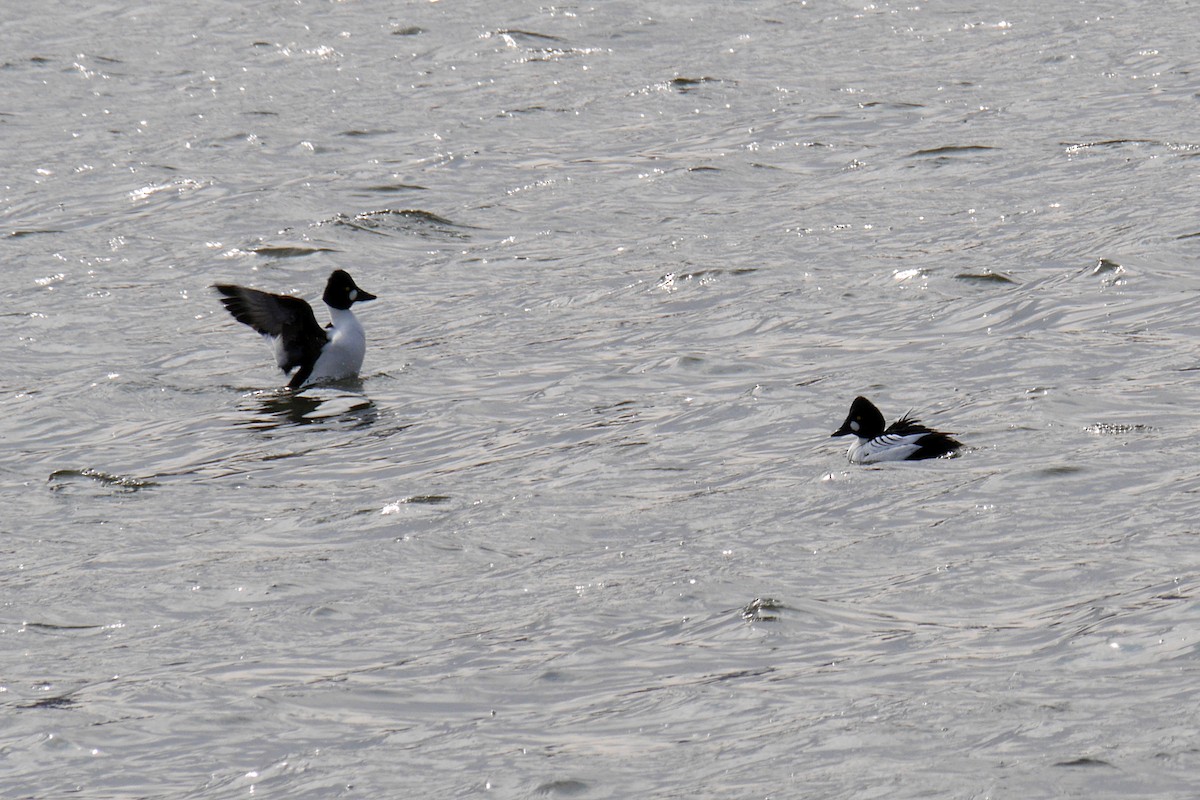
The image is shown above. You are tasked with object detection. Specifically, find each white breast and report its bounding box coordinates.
[304,307,366,385]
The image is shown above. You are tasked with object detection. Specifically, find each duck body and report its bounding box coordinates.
[214,269,376,389]
[832,396,961,464]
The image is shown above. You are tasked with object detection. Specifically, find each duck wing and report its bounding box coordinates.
[214,285,328,375]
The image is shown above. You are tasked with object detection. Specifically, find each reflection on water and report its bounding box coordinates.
[239,384,378,430]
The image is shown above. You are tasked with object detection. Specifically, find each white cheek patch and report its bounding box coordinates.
[349,289,358,301]
[850,420,860,432]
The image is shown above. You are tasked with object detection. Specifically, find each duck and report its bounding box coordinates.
[213,269,376,389]
[832,396,961,463]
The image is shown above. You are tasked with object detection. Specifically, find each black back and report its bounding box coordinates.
[888,415,962,459]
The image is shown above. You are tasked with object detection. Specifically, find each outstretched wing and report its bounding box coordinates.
[213,284,328,374]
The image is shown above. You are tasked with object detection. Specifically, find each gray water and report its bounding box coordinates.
[4,1,1200,797]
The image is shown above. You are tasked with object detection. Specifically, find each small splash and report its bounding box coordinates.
[323,208,469,239]
[1064,138,1153,154]
[1084,423,1153,435]
[128,177,205,202]
[893,268,927,282]
[382,495,451,514]
[48,468,156,493]
[1089,258,1126,285]
[741,597,784,622]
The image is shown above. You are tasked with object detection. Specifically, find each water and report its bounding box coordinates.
[4,1,1200,797]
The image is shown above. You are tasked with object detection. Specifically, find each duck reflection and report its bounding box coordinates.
[240,383,377,430]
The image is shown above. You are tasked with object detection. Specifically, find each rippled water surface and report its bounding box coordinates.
[5,1,1200,797]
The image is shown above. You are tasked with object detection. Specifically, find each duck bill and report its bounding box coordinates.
[831,422,852,437]
[355,289,378,303]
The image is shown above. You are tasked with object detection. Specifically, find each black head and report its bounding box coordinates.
[323,270,377,310]
[832,396,886,439]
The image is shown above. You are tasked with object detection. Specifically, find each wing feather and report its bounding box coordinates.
[213,285,327,374]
